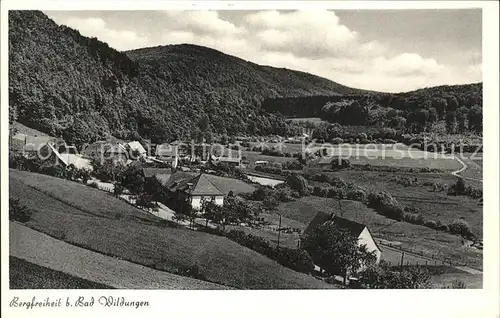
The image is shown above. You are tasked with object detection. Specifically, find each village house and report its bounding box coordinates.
[155,143,179,168]
[303,212,382,268]
[127,141,147,158]
[39,144,93,171]
[23,135,58,157]
[165,172,225,210]
[104,144,129,164]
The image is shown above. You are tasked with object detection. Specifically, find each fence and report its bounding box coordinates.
[378,241,482,270]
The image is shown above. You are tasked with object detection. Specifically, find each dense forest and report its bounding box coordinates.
[264,83,482,134]
[9,10,365,146]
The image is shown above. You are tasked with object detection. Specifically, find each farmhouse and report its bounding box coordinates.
[38,144,93,171]
[105,144,128,164]
[127,141,147,158]
[24,135,58,155]
[303,212,382,266]
[165,172,225,210]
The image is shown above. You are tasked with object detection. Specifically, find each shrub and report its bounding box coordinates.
[404,213,425,225]
[282,160,304,171]
[331,157,351,170]
[9,198,32,223]
[286,173,309,193]
[331,137,343,144]
[275,248,314,274]
[451,280,467,289]
[367,192,405,221]
[423,220,438,229]
[313,186,329,197]
[448,219,473,238]
[88,182,99,188]
[346,188,367,202]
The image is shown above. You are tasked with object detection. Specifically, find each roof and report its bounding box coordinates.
[304,213,367,238]
[59,154,93,171]
[24,135,55,152]
[166,172,224,196]
[218,157,241,163]
[106,144,128,154]
[304,212,334,236]
[11,133,27,141]
[127,141,146,154]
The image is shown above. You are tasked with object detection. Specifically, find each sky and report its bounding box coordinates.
[44,9,482,93]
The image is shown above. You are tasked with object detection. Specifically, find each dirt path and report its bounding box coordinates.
[9,222,232,290]
[451,155,482,183]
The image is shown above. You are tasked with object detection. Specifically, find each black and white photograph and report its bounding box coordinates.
[1,1,499,317]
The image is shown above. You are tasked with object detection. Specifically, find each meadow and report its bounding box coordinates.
[9,169,331,289]
[10,256,114,289]
[275,196,482,270]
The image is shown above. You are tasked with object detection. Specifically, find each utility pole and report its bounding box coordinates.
[276,214,282,251]
[400,251,405,270]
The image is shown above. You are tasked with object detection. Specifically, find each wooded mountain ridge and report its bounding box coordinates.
[9,10,482,146]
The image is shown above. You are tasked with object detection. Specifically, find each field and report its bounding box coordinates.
[275,197,482,270]
[9,169,331,289]
[329,170,483,237]
[10,222,230,290]
[10,256,114,289]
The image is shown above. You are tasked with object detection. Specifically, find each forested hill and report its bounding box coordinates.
[8,10,364,146]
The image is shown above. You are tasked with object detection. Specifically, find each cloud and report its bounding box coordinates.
[63,17,151,51]
[47,10,481,93]
[373,53,443,77]
[162,11,244,36]
[244,10,384,59]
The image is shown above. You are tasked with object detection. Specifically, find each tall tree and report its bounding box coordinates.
[303,222,376,283]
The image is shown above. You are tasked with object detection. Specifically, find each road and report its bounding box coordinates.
[9,222,232,290]
[451,155,482,183]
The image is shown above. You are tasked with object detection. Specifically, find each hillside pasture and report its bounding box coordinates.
[329,170,483,237]
[9,170,331,290]
[10,256,114,289]
[275,196,482,270]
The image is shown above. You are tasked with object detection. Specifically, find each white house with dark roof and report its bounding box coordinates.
[303,212,382,267]
[165,172,225,210]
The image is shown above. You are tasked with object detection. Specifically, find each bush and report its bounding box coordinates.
[448,219,473,238]
[331,137,343,144]
[9,198,32,223]
[404,213,425,225]
[331,157,351,170]
[451,280,467,289]
[88,182,99,188]
[313,186,329,197]
[275,248,315,274]
[367,192,406,221]
[282,160,303,171]
[286,173,309,194]
[225,229,313,274]
[346,188,367,202]
[423,220,438,229]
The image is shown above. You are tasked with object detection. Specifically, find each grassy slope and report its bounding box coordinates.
[10,256,114,289]
[9,169,331,289]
